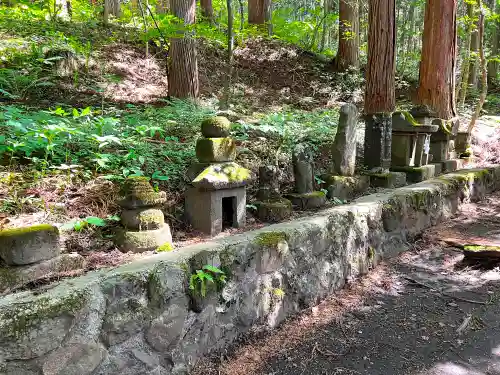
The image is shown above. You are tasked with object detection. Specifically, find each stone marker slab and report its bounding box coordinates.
[367,172,407,188]
[331,104,358,176]
[391,165,436,183]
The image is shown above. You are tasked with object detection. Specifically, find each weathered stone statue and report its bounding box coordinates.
[255,165,292,223]
[185,116,251,236]
[117,176,172,252]
[286,144,326,209]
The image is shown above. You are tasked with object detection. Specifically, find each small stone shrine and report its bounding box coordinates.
[0,224,85,293]
[286,144,326,209]
[117,176,172,252]
[255,165,292,223]
[185,116,251,236]
[411,105,462,173]
[321,104,369,201]
[390,110,439,182]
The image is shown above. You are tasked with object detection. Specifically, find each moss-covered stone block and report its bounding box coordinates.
[0,224,60,266]
[367,171,407,188]
[116,225,172,253]
[391,165,435,183]
[156,242,174,252]
[201,116,231,138]
[286,191,326,210]
[463,245,500,259]
[120,176,166,209]
[192,162,251,190]
[195,138,236,163]
[255,199,292,223]
[121,208,165,230]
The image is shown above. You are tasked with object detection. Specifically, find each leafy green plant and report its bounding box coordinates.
[189,265,227,297]
[61,215,111,231]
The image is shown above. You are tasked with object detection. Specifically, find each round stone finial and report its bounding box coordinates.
[201,116,231,138]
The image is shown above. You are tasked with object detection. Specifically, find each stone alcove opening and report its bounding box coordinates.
[222,196,237,229]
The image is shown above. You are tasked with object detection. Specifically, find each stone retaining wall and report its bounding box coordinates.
[1,167,500,375]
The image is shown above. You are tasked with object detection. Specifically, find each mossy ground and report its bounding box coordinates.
[254,231,289,247]
[0,224,58,237]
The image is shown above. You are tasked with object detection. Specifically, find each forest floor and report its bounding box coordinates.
[193,190,500,375]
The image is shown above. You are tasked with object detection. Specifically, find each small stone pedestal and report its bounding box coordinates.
[117,176,172,253]
[255,166,292,223]
[286,144,326,209]
[185,117,252,236]
[0,224,85,293]
[390,111,439,183]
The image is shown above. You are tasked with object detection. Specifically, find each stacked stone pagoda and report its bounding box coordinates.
[255,165,292,223]
[185,116,251,236]
[117,176,172,252]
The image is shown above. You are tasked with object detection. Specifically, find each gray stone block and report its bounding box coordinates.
[121,208,165,231]
[368,172,407,188]
[286,191,327,210]
[195,138,236,163]
[442,159,464,173]
[42,342,107,375]
[185,186,246,236]
[391,165,436,183]
[432,162,443,175]
[0,225,60,266]
[322,175,370,201]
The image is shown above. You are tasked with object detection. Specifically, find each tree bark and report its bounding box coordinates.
[248,0,270,24]
[457,2,474,108]
[415,0,457,120]
[169,0,199,99]
[364,0,395,114]
[200,0,214,22]
[467,0,487,145]
[334,0,359,71]
[221,0,234,109]
[487,0,498,81]
[468,18,480,86]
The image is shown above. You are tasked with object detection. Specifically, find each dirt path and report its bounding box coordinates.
[194,192,500,375]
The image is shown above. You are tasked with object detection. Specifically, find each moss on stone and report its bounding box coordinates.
[201,116,231,137]
[195,137,236,162]
[463,245,500,252]
[156,242,174,252]
[0,266,20,286]
[0,290,88,338]
[287,191,326,198]
[254,231,288,247]
[193,163,251,184]
[0,224,57,238]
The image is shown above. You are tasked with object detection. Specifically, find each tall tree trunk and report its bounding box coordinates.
[363,0,396,172]
[156,0,169,13]
[467,0,487,146]
[364,0,395,114]
[169,0,199,99]
[415,0,457,120]
[103,0,121,23]
[468,17,480,87]
[248,0,270,24]
[400,2,415,76]
[200,0,214,22]
[335,0,359,71]
[457,2,474,108]
[487,0,498,81]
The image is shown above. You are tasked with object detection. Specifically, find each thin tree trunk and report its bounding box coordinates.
[156,0,169,13]
[468,18,480,87]
[487,0,498,81]
[169,0,199,99]
[467,0,487,146]
[364,0,395,114]
[335,0,359,71]
[200,0,214,22]
[415,0,457,120]
[457,3,474,108]
[400,2,415,76]
[222,0,234,109]
[238,0,244,30]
